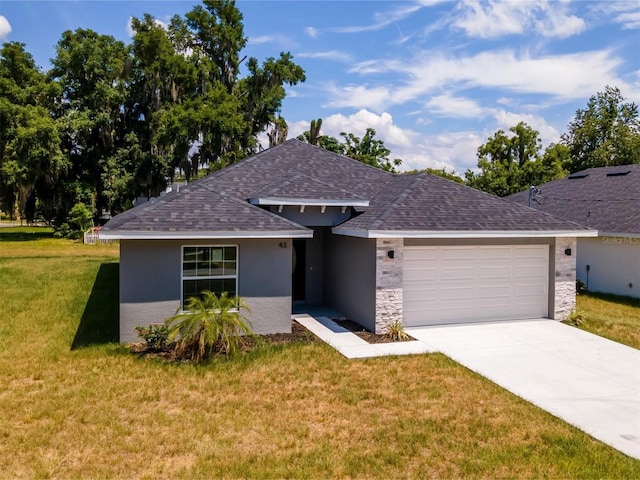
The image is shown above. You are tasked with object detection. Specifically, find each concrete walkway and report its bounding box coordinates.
[294,314,640,460]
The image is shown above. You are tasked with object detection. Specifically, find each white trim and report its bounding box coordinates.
[181,245,239,309]
[248,197,369,207]
[332,227,598,239]
[599,232,640,239]
[100,230,313,240]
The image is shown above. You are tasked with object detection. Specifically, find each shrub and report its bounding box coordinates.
[576,279,587,294]
[135,324,170,351]
[165,291,255,362]
[565,308,588,327]
[384,318,410,342]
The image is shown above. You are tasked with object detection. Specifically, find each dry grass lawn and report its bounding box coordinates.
[1,227,639,478]
[575,293,640,349]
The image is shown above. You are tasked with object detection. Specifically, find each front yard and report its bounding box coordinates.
[0,227,638,478]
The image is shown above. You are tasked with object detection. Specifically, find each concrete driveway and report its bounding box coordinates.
[408,319,640,460]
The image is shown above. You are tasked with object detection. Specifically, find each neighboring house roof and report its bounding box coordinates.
[103,139,597,239]
[508,164,640,236]
[334,173,594,238]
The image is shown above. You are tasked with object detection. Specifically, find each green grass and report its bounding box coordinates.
[575,292,640,349]
[1,227,639,478]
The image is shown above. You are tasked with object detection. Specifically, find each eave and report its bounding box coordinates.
[99,229,314,240]
[331,227,599,239]
[248,197,369,207]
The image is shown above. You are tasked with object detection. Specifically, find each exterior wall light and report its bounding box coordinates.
[387,250,395,259]
[564,248,572,256]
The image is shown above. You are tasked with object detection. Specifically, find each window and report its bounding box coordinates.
[182,246,237,308]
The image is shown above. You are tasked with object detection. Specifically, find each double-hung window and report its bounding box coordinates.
[182,246,237,308]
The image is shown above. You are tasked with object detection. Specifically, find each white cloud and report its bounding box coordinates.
[452,0,585,39]
[249,34,293,47]
[453,0,528,37]
[334,48,626,111]
[330,2,428,33]
[296,51,353,63]
[325,83,392,111]
[399,131,484,173]
[425,94,485,118]
[591,1,640,29]
[286,110,418,164]
[0,16,11,40]
[304,26,318,38]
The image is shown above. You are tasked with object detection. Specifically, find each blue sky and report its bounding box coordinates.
[1,1,639,173]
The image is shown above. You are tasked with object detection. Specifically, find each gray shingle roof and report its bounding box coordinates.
[102,182,311,237]
[508,165,640,235]
[104,138,595,238]
[337,173,593,234]
[251,174,367,202]
[200,139,392,200]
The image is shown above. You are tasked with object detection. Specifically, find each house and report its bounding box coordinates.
[101,139,596,342]
[509,165,640,299]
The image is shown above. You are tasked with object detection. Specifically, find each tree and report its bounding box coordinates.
[341,128,402,172]
[297,117,344,153]
[0,42,65,222]
[562,86,640,172]
[50,29,131,224]
[465,122,565,196]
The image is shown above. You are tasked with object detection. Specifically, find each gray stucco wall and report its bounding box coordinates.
[323,235,376,330]
[119,238,292,342]
[577,237,640,299]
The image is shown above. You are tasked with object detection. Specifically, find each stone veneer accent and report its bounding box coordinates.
[554,237,577,320]
[375,238,404,334]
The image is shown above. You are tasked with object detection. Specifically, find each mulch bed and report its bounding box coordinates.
[331,318,415,344]
[129,318,413,360]
[129,320,321,359]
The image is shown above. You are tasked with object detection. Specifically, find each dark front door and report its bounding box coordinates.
[292,239,306,301]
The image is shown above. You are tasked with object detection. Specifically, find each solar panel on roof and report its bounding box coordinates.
[606,171,631,177]
[568,173,589,179]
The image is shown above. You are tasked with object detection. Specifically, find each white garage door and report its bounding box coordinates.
[403,245,548,327]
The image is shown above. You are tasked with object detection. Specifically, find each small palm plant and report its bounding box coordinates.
[165,291,255,362]
[384,318,410,342]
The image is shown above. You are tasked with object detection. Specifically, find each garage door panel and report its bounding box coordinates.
[403,245,548,327]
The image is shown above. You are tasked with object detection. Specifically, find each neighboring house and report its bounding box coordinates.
[102,139,596,342]
[509,165,640,299]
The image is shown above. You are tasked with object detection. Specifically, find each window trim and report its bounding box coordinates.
[180,244,239,309]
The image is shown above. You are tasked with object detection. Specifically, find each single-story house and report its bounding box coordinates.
[509,165,640,299]
[102,139,596,342]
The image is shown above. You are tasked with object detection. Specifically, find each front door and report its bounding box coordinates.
[292,239,306,301]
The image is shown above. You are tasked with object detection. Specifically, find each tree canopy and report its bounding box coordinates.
[465,122,566,197]
[562,86,640,172]
[0,0,305,232]
[297,120,402,172]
